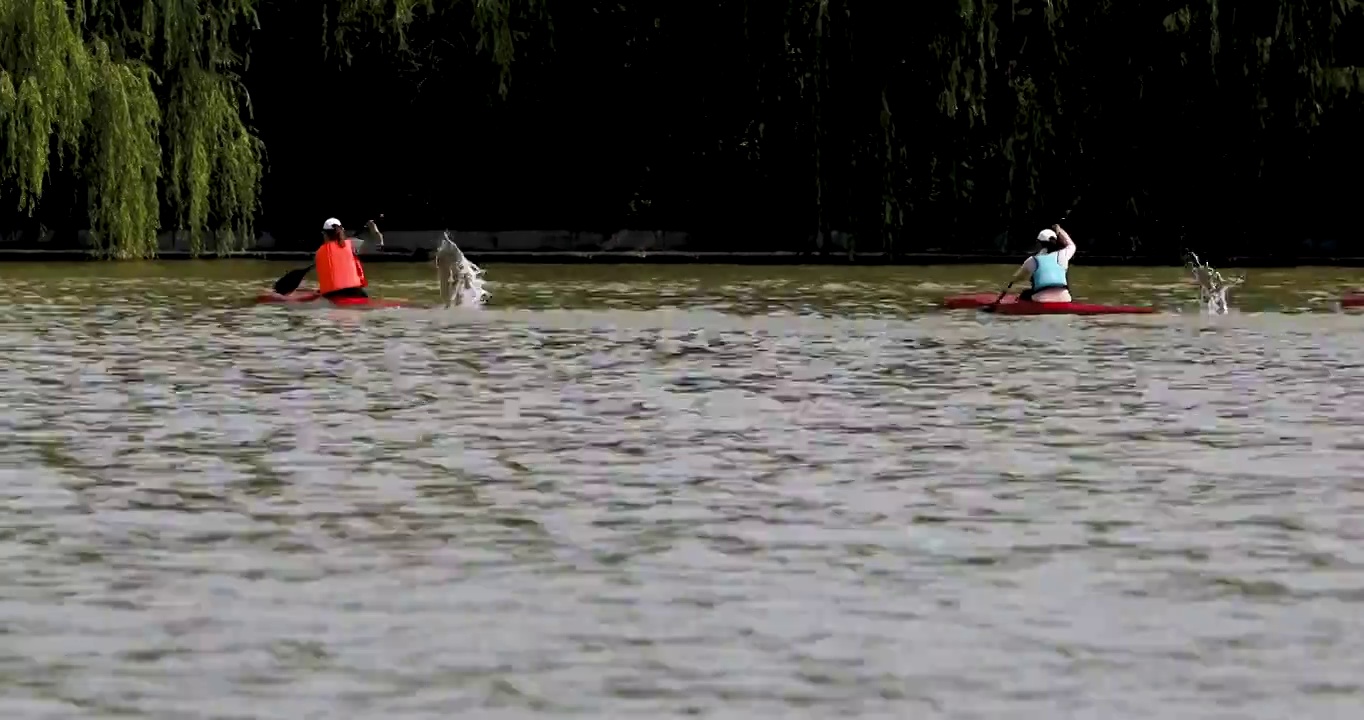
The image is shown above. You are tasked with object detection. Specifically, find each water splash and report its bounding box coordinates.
[435,231,489,308]
[1184,251,1242,315]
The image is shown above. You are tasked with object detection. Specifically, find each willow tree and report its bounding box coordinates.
[916,0,1363,246]
[0,0,541,258]
[694,0,1362,253]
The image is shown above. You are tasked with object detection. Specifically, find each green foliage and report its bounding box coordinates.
[85,40,160,259]
[769,0,1363,246]
[1,0,1358,257]
[0,0,92,214]
[327,0,544,96]
[164,68,262,256]
[0,0,531,258]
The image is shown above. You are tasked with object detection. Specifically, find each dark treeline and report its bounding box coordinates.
[3,1,1362,258]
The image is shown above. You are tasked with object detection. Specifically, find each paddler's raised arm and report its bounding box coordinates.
[1053,224,1075,248]
[350,219,385,253]
[1053,224,1076,264]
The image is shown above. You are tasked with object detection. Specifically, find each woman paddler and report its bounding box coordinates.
[316,217,383,300]
[1006,224,1077,303]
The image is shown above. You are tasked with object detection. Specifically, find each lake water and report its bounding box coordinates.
[2,261,1363,719]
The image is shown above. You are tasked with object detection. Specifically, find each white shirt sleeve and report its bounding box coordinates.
[1056,244,1076,268]
[349,227,383,253]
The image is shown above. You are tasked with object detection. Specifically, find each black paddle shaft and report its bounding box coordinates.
[1056,195,1081,226]
[272,264,314,295]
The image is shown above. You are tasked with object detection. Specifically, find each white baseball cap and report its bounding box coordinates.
[1037,228,1057,243]
[322,217,342,230]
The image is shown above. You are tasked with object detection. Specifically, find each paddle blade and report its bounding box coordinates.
[272,265,312,295]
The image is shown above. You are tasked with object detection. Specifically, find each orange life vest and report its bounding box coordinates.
[316,238,366,294]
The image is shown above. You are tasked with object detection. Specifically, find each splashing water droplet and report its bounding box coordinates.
[1184,251,1242,315]
[436,231,489,309]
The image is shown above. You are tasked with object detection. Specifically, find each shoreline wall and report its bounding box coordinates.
[1,228,1362,267]
[2,237,1364,268]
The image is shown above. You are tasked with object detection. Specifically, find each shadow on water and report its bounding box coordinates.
[1,261,1363,717]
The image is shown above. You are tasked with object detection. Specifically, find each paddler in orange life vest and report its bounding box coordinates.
[1007,224,1077,303]
[316,217,382,300]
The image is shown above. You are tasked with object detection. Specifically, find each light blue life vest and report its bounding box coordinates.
[1031,251,1067,289]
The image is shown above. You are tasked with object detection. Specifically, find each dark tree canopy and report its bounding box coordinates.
[2,1,1361,258]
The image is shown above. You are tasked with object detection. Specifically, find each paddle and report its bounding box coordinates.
[986,280,1016,311]
[272,265,313,295]
[270,215,383,295]
[985,198,1081,311]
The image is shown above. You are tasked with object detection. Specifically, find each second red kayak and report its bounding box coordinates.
[943,292,1156,315]
[1342,293,1364,308]
[254,290,409,309]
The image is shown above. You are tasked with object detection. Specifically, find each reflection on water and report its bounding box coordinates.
[1,264,1364,718]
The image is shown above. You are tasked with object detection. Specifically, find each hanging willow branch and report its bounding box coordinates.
[328,0,545,96]
[0,0,92,214]
[85,40,161,259]
[164,68,263,256]
[0,0,538,259]
[2,0,1358,258]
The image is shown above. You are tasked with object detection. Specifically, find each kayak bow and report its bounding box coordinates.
[1342,293,1364,309]
[942,292,1156,315]
[254,289,409,309]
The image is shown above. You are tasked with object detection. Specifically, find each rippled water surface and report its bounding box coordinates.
[3,262,1364,719]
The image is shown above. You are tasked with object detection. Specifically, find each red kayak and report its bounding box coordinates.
[942,292,1156,315]
[254,290,408,309]
[1342,293,1364,308]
